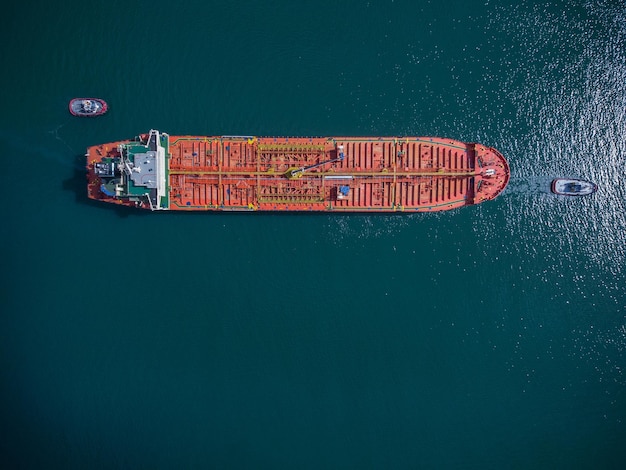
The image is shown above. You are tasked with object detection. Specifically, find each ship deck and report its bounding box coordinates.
[86,133,509,212]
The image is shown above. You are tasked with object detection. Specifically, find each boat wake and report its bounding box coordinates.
[48,123,77,156]
[0,126,83,171]
[502,176,554,196]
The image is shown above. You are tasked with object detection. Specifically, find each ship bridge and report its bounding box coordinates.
[117,130,168,209]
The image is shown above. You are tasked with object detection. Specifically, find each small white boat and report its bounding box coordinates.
[551,178,597,196]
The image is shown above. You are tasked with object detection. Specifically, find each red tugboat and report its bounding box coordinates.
[86,129,510,212]
[69,98,108,117]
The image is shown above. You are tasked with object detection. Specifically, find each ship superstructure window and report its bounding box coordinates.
[94,161,115,178]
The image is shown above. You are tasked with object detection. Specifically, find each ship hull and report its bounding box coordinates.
[86,130,509,212]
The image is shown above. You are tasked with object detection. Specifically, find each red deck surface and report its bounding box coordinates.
[86,134,509,212]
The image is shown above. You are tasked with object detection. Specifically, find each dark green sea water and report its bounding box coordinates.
[2,1,625,468]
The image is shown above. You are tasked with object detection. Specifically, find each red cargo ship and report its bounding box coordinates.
[86,130,509,212]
